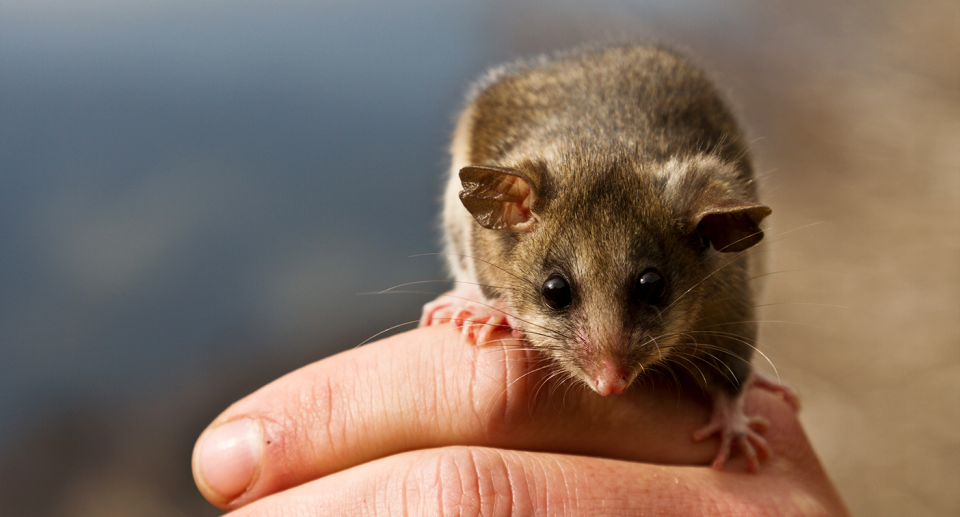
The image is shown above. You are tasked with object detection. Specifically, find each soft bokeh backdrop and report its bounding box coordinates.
[1,1,957,515]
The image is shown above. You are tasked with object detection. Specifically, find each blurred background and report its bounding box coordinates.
[1,0,956,515]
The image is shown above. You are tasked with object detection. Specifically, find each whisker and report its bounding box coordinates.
[766,220,827,243]
[410,252,537,289]
[752,301,850,310]
[701,319,821,330]
[659,330,782,382]
[361,279,452,295]
[361,279,523,296]
[559,373,583,410]
[638,334,664,362]
[358,289,445,297]
[748,269,848,283]
[542,368,568,404]
[354,320,421,348]
[668,251,747,312]
[683,346,740,386]
[667,355,709,389]
[714,227,767,254]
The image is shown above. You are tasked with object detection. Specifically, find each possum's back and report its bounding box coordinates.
[462,45,751,176]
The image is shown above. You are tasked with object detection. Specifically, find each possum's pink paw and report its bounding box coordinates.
[451,303,511,345]
[693,391,770,473]
[420,291,513,345]
[419,293,459,327]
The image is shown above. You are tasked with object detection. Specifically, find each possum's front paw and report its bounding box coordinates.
[693,388,771,473]
[420,288,515,345]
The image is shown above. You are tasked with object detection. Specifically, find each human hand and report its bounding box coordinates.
[192,324,848,515]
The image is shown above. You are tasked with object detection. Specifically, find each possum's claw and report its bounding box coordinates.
[693,387,771,473]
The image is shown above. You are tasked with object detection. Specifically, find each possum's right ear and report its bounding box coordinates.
[459,166,537,230]
[690,200,771,252]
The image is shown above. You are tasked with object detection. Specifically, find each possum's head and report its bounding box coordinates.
[458,154,770,396]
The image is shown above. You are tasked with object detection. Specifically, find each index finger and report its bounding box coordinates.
[192,324,723,509]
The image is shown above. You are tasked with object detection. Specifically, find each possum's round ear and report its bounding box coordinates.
[459,166,536,230]
[692,200,771,252]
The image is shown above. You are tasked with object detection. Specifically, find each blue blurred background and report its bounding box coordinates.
[2,1,957,515]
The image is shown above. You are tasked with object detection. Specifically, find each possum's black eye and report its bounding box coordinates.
[541,273,572,310]
[633,268,666,305]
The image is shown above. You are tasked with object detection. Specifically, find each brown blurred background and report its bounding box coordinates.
[1,0,956,515]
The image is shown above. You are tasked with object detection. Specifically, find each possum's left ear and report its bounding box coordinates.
[691,200,771,252]
[459,166,537,230]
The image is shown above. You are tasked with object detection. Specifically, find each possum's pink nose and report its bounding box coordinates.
[595,362,630,396]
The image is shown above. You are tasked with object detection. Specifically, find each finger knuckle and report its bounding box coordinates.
[295,363,354,464]
[466,345,535,439]
[407,447,524,517]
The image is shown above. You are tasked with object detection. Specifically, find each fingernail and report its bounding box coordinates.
[197,418,263,501]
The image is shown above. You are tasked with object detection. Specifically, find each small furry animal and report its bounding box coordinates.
[420,44,797,471]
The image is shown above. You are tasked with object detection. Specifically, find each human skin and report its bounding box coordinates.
[192,324,849,516]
